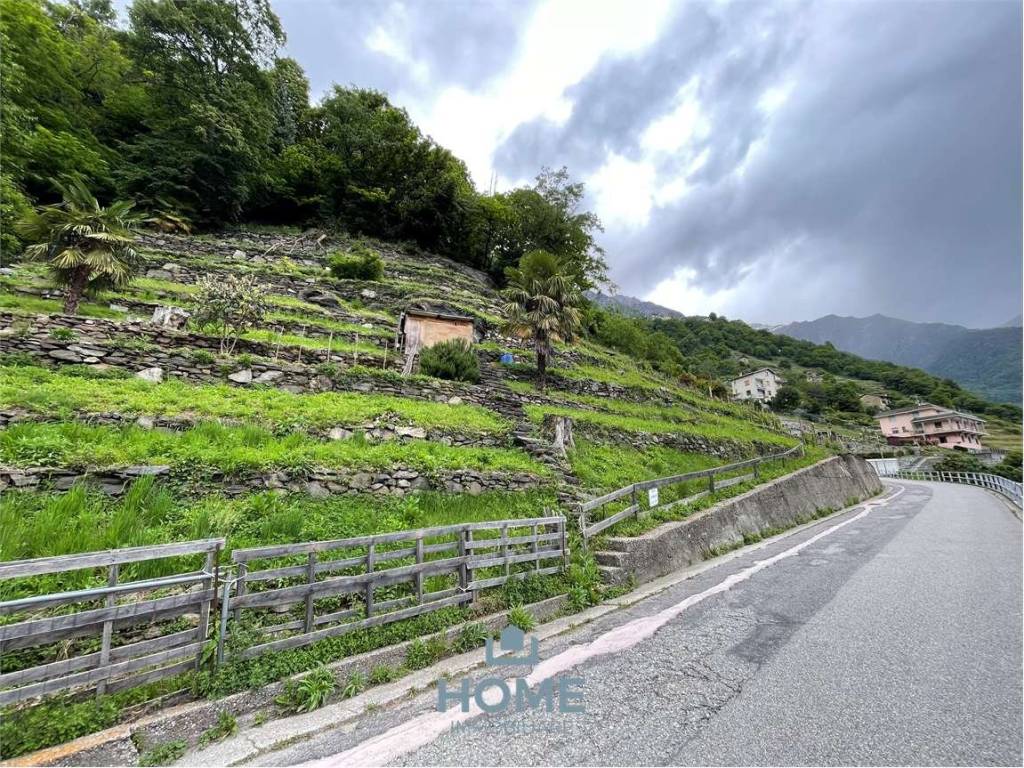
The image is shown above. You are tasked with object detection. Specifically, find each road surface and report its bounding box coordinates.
[260,480,1023,766]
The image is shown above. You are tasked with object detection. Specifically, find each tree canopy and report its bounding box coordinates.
[0,0,607,291]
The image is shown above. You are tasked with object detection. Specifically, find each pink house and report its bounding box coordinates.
[875,403,986,452]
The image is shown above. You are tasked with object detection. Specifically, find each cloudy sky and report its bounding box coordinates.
[275,0,1022,328]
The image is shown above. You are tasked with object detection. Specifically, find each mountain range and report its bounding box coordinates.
[592,292,1021,405]
[774,314,1021,404]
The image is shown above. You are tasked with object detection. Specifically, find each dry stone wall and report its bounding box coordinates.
[0,464,543,497]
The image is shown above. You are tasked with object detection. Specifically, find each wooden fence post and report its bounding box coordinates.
[532,523,540,574]
[415,537,424,604]
[365,544,375,618]
[96,563,119,697]
[501,523,510,581]
[303,552,317,633]
[195,547,216,670]
[233,562,247,621]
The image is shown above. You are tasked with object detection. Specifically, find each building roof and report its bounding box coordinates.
[911,409,986,424]
[876,402,985,422]
[875,402,940,418]
[401,308,475,324]
[729,367,783,383]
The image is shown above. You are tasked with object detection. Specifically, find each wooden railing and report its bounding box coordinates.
[578,445,804,543]
[0,539,223,706]
[221,516,567,660]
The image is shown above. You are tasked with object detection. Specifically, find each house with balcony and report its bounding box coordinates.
[875,403,986,451]
[728,367,785,405]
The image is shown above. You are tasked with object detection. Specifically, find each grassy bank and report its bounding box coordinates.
[0,366,510,435]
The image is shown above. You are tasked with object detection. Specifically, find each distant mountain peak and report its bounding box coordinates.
[774,314,1021,404]
[586,291,685,319]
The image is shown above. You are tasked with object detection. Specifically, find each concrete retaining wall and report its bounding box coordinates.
[600,455,882,585]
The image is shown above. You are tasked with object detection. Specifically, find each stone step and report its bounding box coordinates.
[602,536,632,553]
[596,564,630,586]
[594,550,628,568]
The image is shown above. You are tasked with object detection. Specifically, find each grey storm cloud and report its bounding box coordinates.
[494,1,1022,327]
[274,0,539,100]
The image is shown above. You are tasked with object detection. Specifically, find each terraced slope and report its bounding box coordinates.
[0,230,814,758]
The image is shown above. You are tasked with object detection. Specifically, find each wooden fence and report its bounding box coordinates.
[579,445,804,542]
[0,539,223,706]
[221,515,567,660]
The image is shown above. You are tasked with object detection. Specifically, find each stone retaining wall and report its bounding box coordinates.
[0,312,389,370]
[0,464,544,497]
[597,455,882,585]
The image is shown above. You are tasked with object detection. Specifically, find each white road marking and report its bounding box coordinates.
[304,486,906,768]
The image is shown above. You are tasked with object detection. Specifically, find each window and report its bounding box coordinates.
[939,436,947,443]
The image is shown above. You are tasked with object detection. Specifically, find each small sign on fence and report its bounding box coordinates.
[648,488,659,508]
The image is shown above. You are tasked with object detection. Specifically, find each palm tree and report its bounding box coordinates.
[501,250,583,390]
[16,179,141,314]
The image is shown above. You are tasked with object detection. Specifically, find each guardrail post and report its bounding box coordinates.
[753,459,760,480]
[708,473,716,494]
[631,484,639,520]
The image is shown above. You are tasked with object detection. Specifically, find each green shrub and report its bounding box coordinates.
[418,340,479,383]
[452,622,489,653]
[506,605,536,633]
[49,326,77,341]
[275,666,335,713]
[405,634,447,669]
[198,711,237,747]
[138,739,187,766]
[368,664,400,685]
[328,247,383,281]
[341,671,365,699]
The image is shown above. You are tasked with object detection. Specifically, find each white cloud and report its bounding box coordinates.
[588,154,658,227]
[646,266,739,317]
[382,0,676,187]
[640,79,707,153]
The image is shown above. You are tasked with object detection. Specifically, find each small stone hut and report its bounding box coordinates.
[398,308,476,374]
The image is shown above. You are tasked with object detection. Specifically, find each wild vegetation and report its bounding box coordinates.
[1,0,607,288]
[1,0,1017,760]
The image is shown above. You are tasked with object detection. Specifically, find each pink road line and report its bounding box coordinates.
[305,486,905,768]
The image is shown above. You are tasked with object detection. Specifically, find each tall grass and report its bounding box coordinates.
[0,421,546,475]
[0,366,510,435]
[524,403,794,447]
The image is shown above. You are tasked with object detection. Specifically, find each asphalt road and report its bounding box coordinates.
[266,480,1022,767]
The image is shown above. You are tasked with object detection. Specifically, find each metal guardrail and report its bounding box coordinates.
[578,444,804,542]
[869,463,1022,508]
